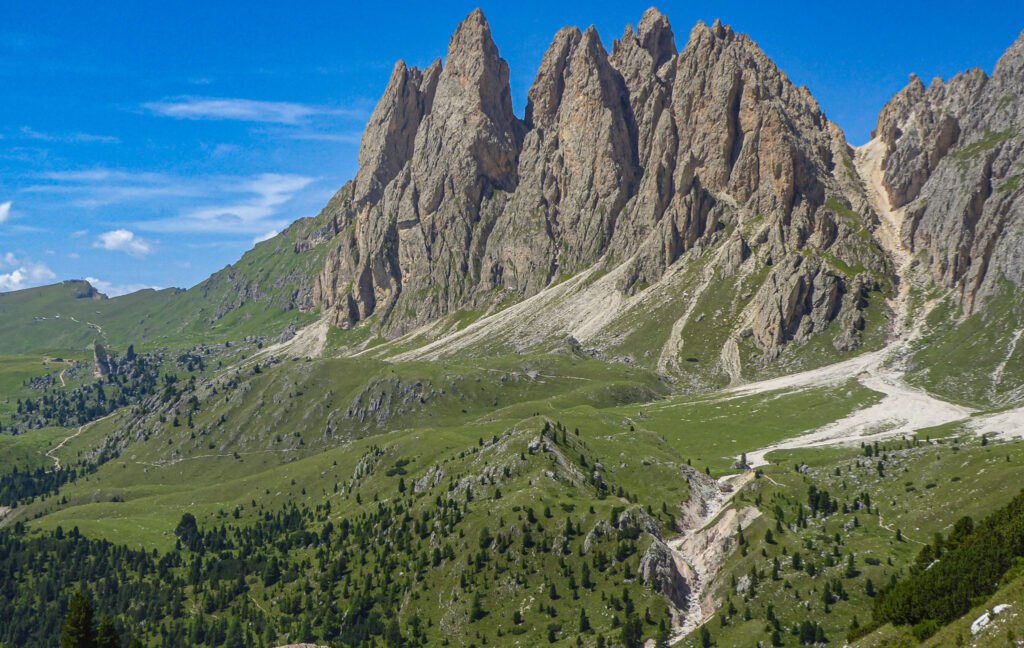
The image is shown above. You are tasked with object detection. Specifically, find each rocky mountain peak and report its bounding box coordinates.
[636,8,676,69]
[407,8,522,219]
[873,28,1024,312]
[993,29,1024,84]
[525,26,580,129]
[352,59,439,207]
[313,8,893,373]
[439,8,516,129]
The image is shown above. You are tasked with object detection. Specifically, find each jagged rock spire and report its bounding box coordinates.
[314,8,892,366]
[353,59,439,207]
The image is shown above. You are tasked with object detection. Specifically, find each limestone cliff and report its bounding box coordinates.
[307,9,894,378]
[875,31,1024,311]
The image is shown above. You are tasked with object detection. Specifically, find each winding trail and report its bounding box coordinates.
[65,315,106,341]
[46,413,117,471]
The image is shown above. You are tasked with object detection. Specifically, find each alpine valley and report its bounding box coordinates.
[3,8,1024,648]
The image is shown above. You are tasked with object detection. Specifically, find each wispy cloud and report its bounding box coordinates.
[143,96,366,125]
[280,130,363,144]
[26,169,210,208]
[0,201,10,223]
[84,276,158,297]
[19,126,119,144]
[26,167,318,235]
[0,252,56,292]
[94,229,153,257]
[140,173,314,234]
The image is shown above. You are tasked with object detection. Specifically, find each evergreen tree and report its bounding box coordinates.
[60,592,95,648]
[94,617,120,648]
[620,614,644,648]
[699,625,712,647]
[579,608,590,633]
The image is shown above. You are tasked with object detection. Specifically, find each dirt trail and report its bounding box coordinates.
[46,412,117,471]
[745,365,973,467]
[66,315,107,341]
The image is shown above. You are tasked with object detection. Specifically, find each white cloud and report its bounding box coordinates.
[84,276,157,297]
[0,201,10,223]
[94,229,153,257]
[142,173,313,234]
[253,230,279,244]
[143,96,364,125]
[19,126,119,144]
[26,168,319,235]
[26,169,203,208]
[272,129,363,144]
[186,173,311,220]
[0,253,56,292]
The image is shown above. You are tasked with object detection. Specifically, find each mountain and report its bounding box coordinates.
[304,9,891,389]
[2,9,1024,648]
[862,32,1024,408]
[876,33,1024,308]
[0,210,331,354]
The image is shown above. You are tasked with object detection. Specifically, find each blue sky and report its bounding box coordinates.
[1,1,1022,295]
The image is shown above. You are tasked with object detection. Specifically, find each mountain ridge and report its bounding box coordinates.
[299,8,895,388]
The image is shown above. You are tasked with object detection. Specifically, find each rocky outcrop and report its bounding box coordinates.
[93,342,111,379]
[875,30,1024,311]
[309,8,891,366]
[617,506,663,538]
[638,537,691,610]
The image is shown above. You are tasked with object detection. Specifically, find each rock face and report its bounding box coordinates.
[637,536,691,610]
[92,342,111,379]
[875,31,1024,310]
[307,8,893,370]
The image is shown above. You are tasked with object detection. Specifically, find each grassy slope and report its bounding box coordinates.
[857,569,1024,647]
[908,284,1024,409]
[6,352,886,548]
[0,214,332,357]
[4,318,1024,645]
[678,436,1024,647]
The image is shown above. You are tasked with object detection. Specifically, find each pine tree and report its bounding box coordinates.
[60,592,95,648]
[845,553,858,577]
[579,607,590,632]
[470,592,485,620]
[224,617,244,648]
[621,614,644,648]
[699,625,712,647]
[94,617,120,648]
